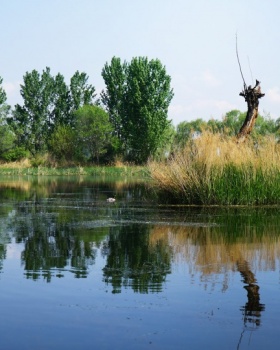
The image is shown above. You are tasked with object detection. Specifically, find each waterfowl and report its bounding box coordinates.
[106,196,116,203]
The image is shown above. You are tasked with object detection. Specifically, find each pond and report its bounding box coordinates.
[0,175,280,349]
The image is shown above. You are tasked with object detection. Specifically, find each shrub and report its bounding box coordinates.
[1,147,29,161]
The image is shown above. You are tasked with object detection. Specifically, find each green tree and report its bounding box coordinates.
[70,71,96,112]
[8,68,96,155]
[52,73,70,127]
[0,78,25,160]
[10,67,56,154]
[154,123,175,160]
[101,57,127,145]
[221,110,245,135]
[173,119,207,149]
[102,57,174,164]
[254,112,277,136]
[0,104,16,160]
[48,124,76,162]
[0,76,7,105]
[275,118,280,140]
[75,105,113,163]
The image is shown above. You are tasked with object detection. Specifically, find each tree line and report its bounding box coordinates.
[0,58,279,165]
[0,57,173,165]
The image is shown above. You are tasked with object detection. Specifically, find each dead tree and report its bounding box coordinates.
[236,80,265,143]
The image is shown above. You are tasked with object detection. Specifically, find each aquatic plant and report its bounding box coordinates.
[149,131,280,205]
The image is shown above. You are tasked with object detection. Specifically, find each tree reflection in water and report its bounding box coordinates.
[102,224,172,294]
[238,260,265,327]
[10,202,98,282]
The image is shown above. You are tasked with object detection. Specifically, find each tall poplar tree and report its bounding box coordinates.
[9,68,95,155]
[0,76,15,160]
[102,57,174,163]
[101,57,127,152]
[0,76,7,106]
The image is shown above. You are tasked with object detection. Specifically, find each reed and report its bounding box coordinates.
[149,132,280,205]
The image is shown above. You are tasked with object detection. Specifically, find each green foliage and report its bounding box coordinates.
[211,165,280,205]
[173,119,207,149]
[0,76,7,105]
[101,57,127,149]
[70,71,96,112]
[0,126,15,159]
[30,153,51,167]
[8,68,96,156]
[173,110,279,150]
[0,103,17,160]
[10,67,59,154]
[75,105,114,163]
[2,147,29,161]
[154,123,175,160]
[48,124,76,161]
[102,57,174,164]
[221,109,245,135]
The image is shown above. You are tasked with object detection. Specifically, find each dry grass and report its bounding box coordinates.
[0,158,31,168]
[149,132,280,205]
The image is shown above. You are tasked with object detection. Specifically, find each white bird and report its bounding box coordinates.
[106,196,116,203]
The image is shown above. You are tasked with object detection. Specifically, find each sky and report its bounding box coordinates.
[1,0,280,126]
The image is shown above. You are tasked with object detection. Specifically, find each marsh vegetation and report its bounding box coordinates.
[149,131,280,205]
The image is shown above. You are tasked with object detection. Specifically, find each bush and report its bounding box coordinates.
[48,124,77,162]
[1,147,29,161]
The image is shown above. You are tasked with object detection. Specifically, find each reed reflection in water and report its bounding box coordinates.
[148,222,273,328]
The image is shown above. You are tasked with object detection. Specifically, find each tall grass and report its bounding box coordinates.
[148,132,280,205]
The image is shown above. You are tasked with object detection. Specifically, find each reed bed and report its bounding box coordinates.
[149,132,280,205]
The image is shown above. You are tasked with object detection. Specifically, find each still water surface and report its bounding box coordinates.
[0,175,280,349]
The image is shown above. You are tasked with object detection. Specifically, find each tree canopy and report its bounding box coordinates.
[102,57,174,163]
[74,105,113,163]
[0,76,7,106]
[8,68,95,155]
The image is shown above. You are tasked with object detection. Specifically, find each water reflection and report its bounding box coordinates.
[238,259,265,327]
[1,178,280,330]
[147,222,271,319]
[103,224,171,293]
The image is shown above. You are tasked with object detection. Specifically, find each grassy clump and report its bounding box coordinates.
[149,132,280,205]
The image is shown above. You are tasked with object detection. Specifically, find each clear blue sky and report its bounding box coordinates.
[1,0,279,125]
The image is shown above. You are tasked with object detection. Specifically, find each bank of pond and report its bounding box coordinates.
[1,131,280,206]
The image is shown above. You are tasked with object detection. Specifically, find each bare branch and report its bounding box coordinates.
[236,33,247,90]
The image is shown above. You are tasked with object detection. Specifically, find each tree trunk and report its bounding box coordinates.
[236,80,265,143]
